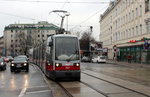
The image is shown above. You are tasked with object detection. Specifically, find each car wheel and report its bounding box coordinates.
[26,67,29,72]
[10,68,14,72]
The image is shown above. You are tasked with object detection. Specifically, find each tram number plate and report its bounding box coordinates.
[65,67,70,69]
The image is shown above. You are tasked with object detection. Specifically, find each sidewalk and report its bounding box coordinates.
[106,59,150,68]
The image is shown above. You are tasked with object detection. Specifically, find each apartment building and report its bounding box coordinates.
[0,36,4,56]
[3,21,59,56]
[100,0,150,64]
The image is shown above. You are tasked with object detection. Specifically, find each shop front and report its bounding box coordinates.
[119,45,150,64]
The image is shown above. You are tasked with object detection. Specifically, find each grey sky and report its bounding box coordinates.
[0,0,111,40]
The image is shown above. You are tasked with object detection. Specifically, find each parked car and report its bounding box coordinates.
[10,56,29,72]
[81,56,91,62]
[0,58,6,71]
[92,56,106,63]
[4,57,9,63]
[6,56,13,62]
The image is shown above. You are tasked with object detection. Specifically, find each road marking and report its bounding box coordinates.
[18,88,27,97]
[26,90,51,94]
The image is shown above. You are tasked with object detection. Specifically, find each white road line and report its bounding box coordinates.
[18,88,27,97]
[26,90,51,94]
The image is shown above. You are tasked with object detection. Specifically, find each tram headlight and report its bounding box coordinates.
[74,63,80,67]
[76,63,80,67]
[56,63,59,67]
[55,63,62,67]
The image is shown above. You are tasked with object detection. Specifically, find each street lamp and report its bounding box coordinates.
[49,10,70,34]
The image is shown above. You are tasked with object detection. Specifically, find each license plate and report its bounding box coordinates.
[16,64,22,67]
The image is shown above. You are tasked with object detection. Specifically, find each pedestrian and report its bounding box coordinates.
[127,55,132,63]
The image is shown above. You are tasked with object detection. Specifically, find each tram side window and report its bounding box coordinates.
[46,37,53,63]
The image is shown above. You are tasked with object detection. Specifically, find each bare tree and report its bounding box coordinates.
[80,31,95,51]
[18,31,33,55]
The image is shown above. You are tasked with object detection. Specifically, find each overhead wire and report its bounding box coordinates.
[52,0,69,25]
[0,12,36,21]
[69,5,109,31]
[0,0,110,4]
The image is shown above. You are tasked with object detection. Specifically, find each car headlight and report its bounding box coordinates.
[24,63,27,66]
[0,62,4,65]
[11,64,14,66]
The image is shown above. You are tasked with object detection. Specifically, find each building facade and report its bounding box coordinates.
[100,0,150,64]
[0,36,4,56]
[3,21,59,56]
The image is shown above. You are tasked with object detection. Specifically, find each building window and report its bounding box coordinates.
[38,34,40,37]
[145,0,150,12]
[132,10,134,20]
[126,14,128,22]
[11,45,13,48]
[132,27,134,36]
[140,24,142,35]
[126,30,128,39]
[129,29,131,38]
[146,21,150,33]
[11,35,13,37]
[129,12,131,21]
[136,8,138,17]
[116,9,117,16]
[136,26,138,35]
[140,5,142,16]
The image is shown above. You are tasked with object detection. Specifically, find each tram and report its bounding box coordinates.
[32,34,81,80]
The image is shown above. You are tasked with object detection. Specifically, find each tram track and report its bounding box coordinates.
[80,81,108,97]
[56,82,74,97]
[55,71,150,97]
[81,71,150,97]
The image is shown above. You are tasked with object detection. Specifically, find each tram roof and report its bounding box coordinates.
[49,34,78,38]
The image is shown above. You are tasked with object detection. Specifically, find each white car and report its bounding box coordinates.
[92,56,106,63]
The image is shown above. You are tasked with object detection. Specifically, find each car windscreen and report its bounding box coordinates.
[0,58,3,62]
[100,56,105,59]
[55,37,79,61]
[14,57,26,61]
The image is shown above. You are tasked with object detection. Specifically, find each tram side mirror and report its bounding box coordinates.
[49,42,53,46]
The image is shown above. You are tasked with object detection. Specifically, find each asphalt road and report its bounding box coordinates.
[0,63,52,97]
[81,62,150,86]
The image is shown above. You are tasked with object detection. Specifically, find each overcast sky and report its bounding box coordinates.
[0,0,112,40]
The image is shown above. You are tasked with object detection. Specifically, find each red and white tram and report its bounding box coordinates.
[32,34,80,80]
